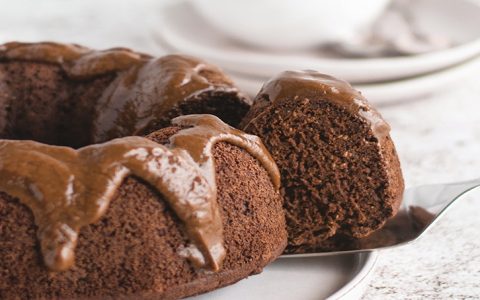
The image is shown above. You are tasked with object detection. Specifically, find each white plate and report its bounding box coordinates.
[229,54,480,105]
[156,0,480,83]
[190,252,378,300]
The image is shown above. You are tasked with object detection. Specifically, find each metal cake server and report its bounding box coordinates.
[281,178,480,258]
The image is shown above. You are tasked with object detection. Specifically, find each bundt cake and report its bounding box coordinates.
[240,70,404,252]
[0,114,287,299]
[0,40,406,297]
[0,42,251,148]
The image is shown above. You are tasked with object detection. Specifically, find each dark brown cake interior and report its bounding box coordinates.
[0,127,287,299]
[140,89,250,137]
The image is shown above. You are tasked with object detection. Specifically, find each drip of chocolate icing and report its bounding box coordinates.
[0,114,279,272]
[244,70,391,140]
[171,115,280,190]
[0,42,245,143]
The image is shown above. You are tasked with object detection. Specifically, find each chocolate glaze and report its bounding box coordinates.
[0,114,279,273]
[0,42,249,143]
[93,54,240,142]
[0,42,153,80]
[242,70,391,140]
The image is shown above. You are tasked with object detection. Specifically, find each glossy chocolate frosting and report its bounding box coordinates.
[0,42,248,143]
[0,114,279,272]
[243,70,391,140]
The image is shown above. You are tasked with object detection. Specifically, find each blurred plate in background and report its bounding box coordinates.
[229,54,480,104]
[157,0,480,83]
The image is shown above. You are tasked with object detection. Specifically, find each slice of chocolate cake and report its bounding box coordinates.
[0,42,251,148]
[240,71,404,252]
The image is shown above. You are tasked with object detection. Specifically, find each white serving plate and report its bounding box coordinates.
[156,0,480,83]
[189,252,378,300]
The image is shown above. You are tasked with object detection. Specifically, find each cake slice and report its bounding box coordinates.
[240,71,404,252]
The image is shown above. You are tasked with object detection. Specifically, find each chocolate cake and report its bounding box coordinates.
[240,71,404,252]
[0,40,406,297]
[0,114,287,299]
[0,42,251,148]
